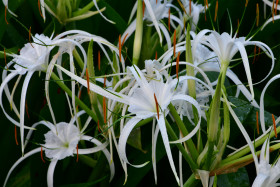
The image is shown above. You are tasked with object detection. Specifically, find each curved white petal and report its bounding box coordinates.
[20,71,35,154]
[118,117,149,168]
[92,0,115,24]
[260,74,280,133]
[157,115,179,185]
[47,159,58,187]
[169,94,201,144]
[4,147,41,187]
[143,0,163,44]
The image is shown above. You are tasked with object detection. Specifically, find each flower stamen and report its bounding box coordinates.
[119,34,122,62]
[272,114,277,138]
[5,6,8,24]
[276,0,279,15]
[121,33,129,47]
[97,120,101,132]
[245,0,248,7]
[29,27,34,48]
[86,68,90,94]
[103,97,107,124]
[214,0,218,22]
[273,0,275,23]
[256,3,259,27]
[155,51,158,60]
[253,45,257,64]
[189,0,192,15]
[154,93,159,119]
[25,102,30,119]
[15,125,19,145]
[38,0,43,18]
[41,146,45,163]
[168,8,171,31]
[76,144,79,162]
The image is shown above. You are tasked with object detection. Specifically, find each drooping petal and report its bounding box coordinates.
[118,117,149,167]
[157,115,180,185]
[4,147,41,187]
[260,74,280,133]
[20,71,35,154]
[92,0,115,24]
[56,65,130,105]
[47,159,59,187]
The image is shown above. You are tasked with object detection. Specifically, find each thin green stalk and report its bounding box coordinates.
[168,104,199,161]
[214,143,280,175]
[221,124,280,165]
[50,72,98,122]
[165,120,198,171]
[72,0,99,17]
[183,173,199,187]
[73,49,85,70]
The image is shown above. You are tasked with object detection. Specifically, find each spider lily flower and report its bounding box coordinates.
[56,63,205,184]
[252,138,280,187]
[192,29,275,101]
[158,38,259,108]
[262,0,280,29]
[4,111,114,187]
[122,0,183,49]
[0,32,87,154]
[180,0,207,31]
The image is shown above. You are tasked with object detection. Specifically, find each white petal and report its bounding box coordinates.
[47,159,58,187]
[157,115,179,185]
[92,0,115,24]
[118,117,148,167]
[4,147,41,187]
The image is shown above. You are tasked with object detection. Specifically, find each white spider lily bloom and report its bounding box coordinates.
[159,39,259,108]
[252,139,280,187]
[192,29,275,101]
[262,0,280,29]
[122,0,183,49]
[0,32,87,154]
[56,64,203,184]
[180,0,207,31]
[4,111,114,187]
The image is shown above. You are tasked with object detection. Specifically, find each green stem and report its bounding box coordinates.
[73,49,85,70]
[50,72,98,122]
[132,0,143,65]
[183,173,199,187]
[72,0,100,17]
[215,143,280,175]
[168,104,199,161]
[165,120,198,171]
[221,124,280,165]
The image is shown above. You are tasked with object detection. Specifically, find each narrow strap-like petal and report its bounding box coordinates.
[119,117,149,168]
[47,159,59,187]
[4,147,41,187]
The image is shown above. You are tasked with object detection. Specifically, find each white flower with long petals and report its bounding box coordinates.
[122,0,183,49]
[252,138,280,187]
[0,32,87,154]
[56,63,209,184]
[192,30,275,101]
[180,0,207,31]
[4,111,114,187]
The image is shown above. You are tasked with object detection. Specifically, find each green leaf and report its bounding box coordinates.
[217,167,250,187]
[228,96,253,124]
